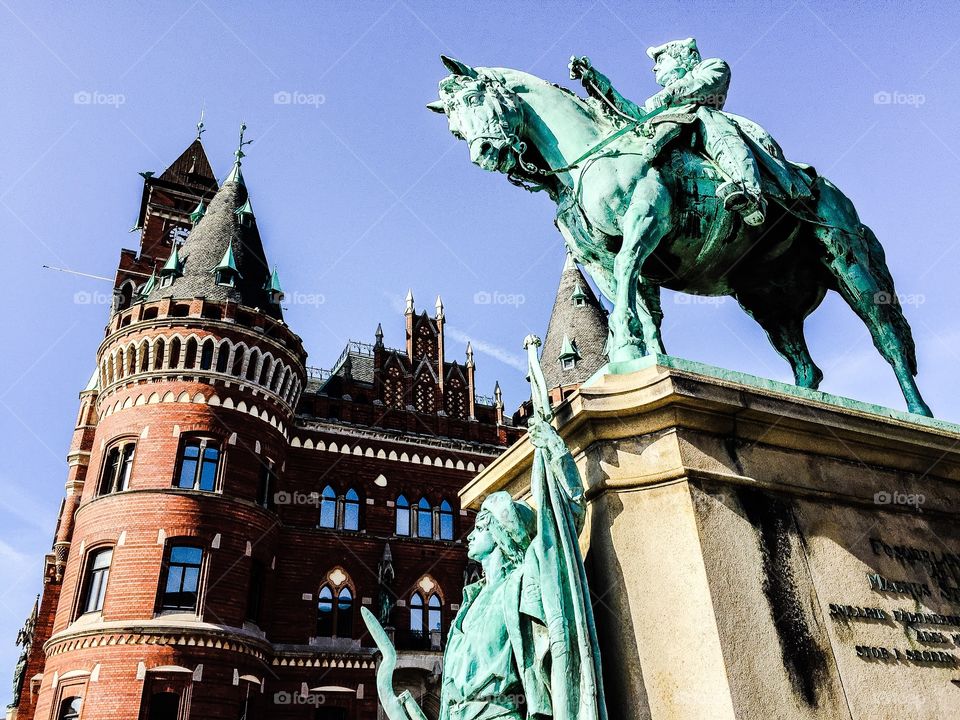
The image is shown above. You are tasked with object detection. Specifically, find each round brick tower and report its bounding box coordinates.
[34,142,307,720]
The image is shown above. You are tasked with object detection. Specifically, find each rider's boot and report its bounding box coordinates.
[717,182,766,226]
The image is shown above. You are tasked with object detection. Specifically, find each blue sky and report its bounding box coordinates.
[2,0,959,708]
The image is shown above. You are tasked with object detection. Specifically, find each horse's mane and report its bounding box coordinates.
[479,66,617,131]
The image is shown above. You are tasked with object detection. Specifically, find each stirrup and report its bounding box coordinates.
[741,195,766,226]
[717,181,749,211]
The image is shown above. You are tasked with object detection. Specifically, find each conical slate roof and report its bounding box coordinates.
[540,253,609,391]
[143,164,281,319]
[158,138,218,192]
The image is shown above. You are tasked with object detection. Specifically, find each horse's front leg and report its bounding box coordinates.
[609,174,672,362]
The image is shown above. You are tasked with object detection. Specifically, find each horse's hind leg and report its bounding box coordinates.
[813,180,932,416]
[735,283,825,389]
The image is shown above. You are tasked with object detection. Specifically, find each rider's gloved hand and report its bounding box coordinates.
[568,55,592,80]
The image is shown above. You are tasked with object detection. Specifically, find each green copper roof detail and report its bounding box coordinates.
[224,161,245,186]
[213,239,242,275]
[265,266,283,294]
[571,281,588,303]
[234,197,254,217]
[189,200,206,224]
[558,334,580,359]
[139,269,157,297]
[160,244,183,276]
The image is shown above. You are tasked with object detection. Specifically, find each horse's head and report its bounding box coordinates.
[428,56,523,174]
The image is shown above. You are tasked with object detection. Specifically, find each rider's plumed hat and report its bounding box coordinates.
[646,37,699,61]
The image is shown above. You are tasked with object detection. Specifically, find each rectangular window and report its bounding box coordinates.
[257,461,276,509]
[160,545,203,611]
[246,561,264,624]
[98,441,135,495]
[174,438,221,491]
[81,548,113,614]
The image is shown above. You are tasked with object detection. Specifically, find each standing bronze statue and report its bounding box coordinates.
[427,43,932,416]
[363,336,607,720]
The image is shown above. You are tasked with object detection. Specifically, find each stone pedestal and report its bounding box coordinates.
[461,356,960,720]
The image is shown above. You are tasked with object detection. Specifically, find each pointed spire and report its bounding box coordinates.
[196,105,206,141]
[563,248,577,271]
[160,243,183,278]
[265,266,284,304]
[465,341,475,368]
[224,121,252,186]
[405,289,415,315]
[235,196,254,220]
[189,200,206,225]
[375,322,384,347]
[494,381,503,407]
[213,239,242,286]
[435,294,444,319]
[559,334,580,360]
[139,268,157,297]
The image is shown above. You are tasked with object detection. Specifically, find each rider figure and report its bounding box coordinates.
[570,38,767,226]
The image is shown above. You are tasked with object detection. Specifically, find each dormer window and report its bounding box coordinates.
[562,356,576,371]
[571,282,588,307]
[558,334,580,371]
[212,240,242,288]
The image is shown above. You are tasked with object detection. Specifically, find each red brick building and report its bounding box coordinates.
[8,131,522,720]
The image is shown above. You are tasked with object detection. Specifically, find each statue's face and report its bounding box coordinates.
[653,53,683,86]
[467,510,497,561]
[439,78,520,174]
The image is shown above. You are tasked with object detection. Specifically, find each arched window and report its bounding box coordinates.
[417,498,433,539]
[337,587,354,636]
[343,488,360,531]
[316,585,334,636]
[245,350,260,381]
[199,339,215,370]
[56,697,82,720]
[231,347,245,376]
[168,338,181,369]
[258,357,272,385]
[116,348,125,379]
[272,366,286,393]
[127,346,137,376]
[395,494,410,536]
[316,583,354,637]
[438,499,454,540]
[428,593,442,633]
[215,341,229,373]
[158,543,203,611]
[410,592,424,633]
[183,338,198,370]
[139,341,150,372]
[153,338,165,370]
[318,486,337,528]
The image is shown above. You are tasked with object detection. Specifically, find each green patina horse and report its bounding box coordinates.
[429,56,932,416]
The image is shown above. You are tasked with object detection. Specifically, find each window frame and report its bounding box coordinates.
[315,582,355,638]
[97,439,137,496]
[395,494,411,536]
[75,545,114,619]
[173,436,222,492]
[157,542,205,614]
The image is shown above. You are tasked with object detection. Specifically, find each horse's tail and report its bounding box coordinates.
[861,223,919,376]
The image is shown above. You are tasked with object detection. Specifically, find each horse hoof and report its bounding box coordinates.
[908,400,933,418]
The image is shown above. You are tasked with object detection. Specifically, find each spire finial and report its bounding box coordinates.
[435,294,444,319]
[466,342,475,368]
[235,121,253,164]
[196,104,206,141]
[375,322,384,347]
[405,289,415,315]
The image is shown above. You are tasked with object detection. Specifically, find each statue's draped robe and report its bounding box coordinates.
[439,436,607,720]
